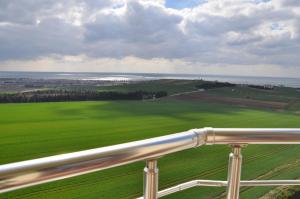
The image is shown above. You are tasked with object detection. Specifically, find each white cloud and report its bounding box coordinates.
[0,0,300,76]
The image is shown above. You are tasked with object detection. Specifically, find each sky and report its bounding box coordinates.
[0,0,300,77]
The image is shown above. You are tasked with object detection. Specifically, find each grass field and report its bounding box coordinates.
[1,99,300,199]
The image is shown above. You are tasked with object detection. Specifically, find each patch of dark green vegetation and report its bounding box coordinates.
[248,84,274,90]
[196,81,236,89]
[0,90,168,103]
[290,191,300,199]
[98,79,205,94]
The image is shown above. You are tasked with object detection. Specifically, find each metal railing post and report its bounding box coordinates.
[226,145,243,199]
[143,159,159,199]
[2,128,300,195]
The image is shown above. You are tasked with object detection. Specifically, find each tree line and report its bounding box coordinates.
[248,85,274,90]
[0,90,168,103]
[196,82,236,89]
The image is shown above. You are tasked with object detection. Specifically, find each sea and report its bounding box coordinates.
[0,71,300,88]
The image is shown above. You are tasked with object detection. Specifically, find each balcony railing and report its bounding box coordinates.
[1,128,300,199]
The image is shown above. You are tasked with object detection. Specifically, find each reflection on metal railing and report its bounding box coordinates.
[1,128,300,199]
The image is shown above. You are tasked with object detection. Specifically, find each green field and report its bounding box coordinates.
[1,98,300,199]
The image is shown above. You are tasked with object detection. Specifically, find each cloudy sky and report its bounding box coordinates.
[0,0,300,77]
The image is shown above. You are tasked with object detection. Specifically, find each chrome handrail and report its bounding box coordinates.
[1,128,300,199]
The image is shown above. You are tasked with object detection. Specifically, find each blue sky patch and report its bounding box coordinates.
[165,0,207,9]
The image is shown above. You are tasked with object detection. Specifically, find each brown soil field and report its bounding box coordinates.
[167,91,288,110]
